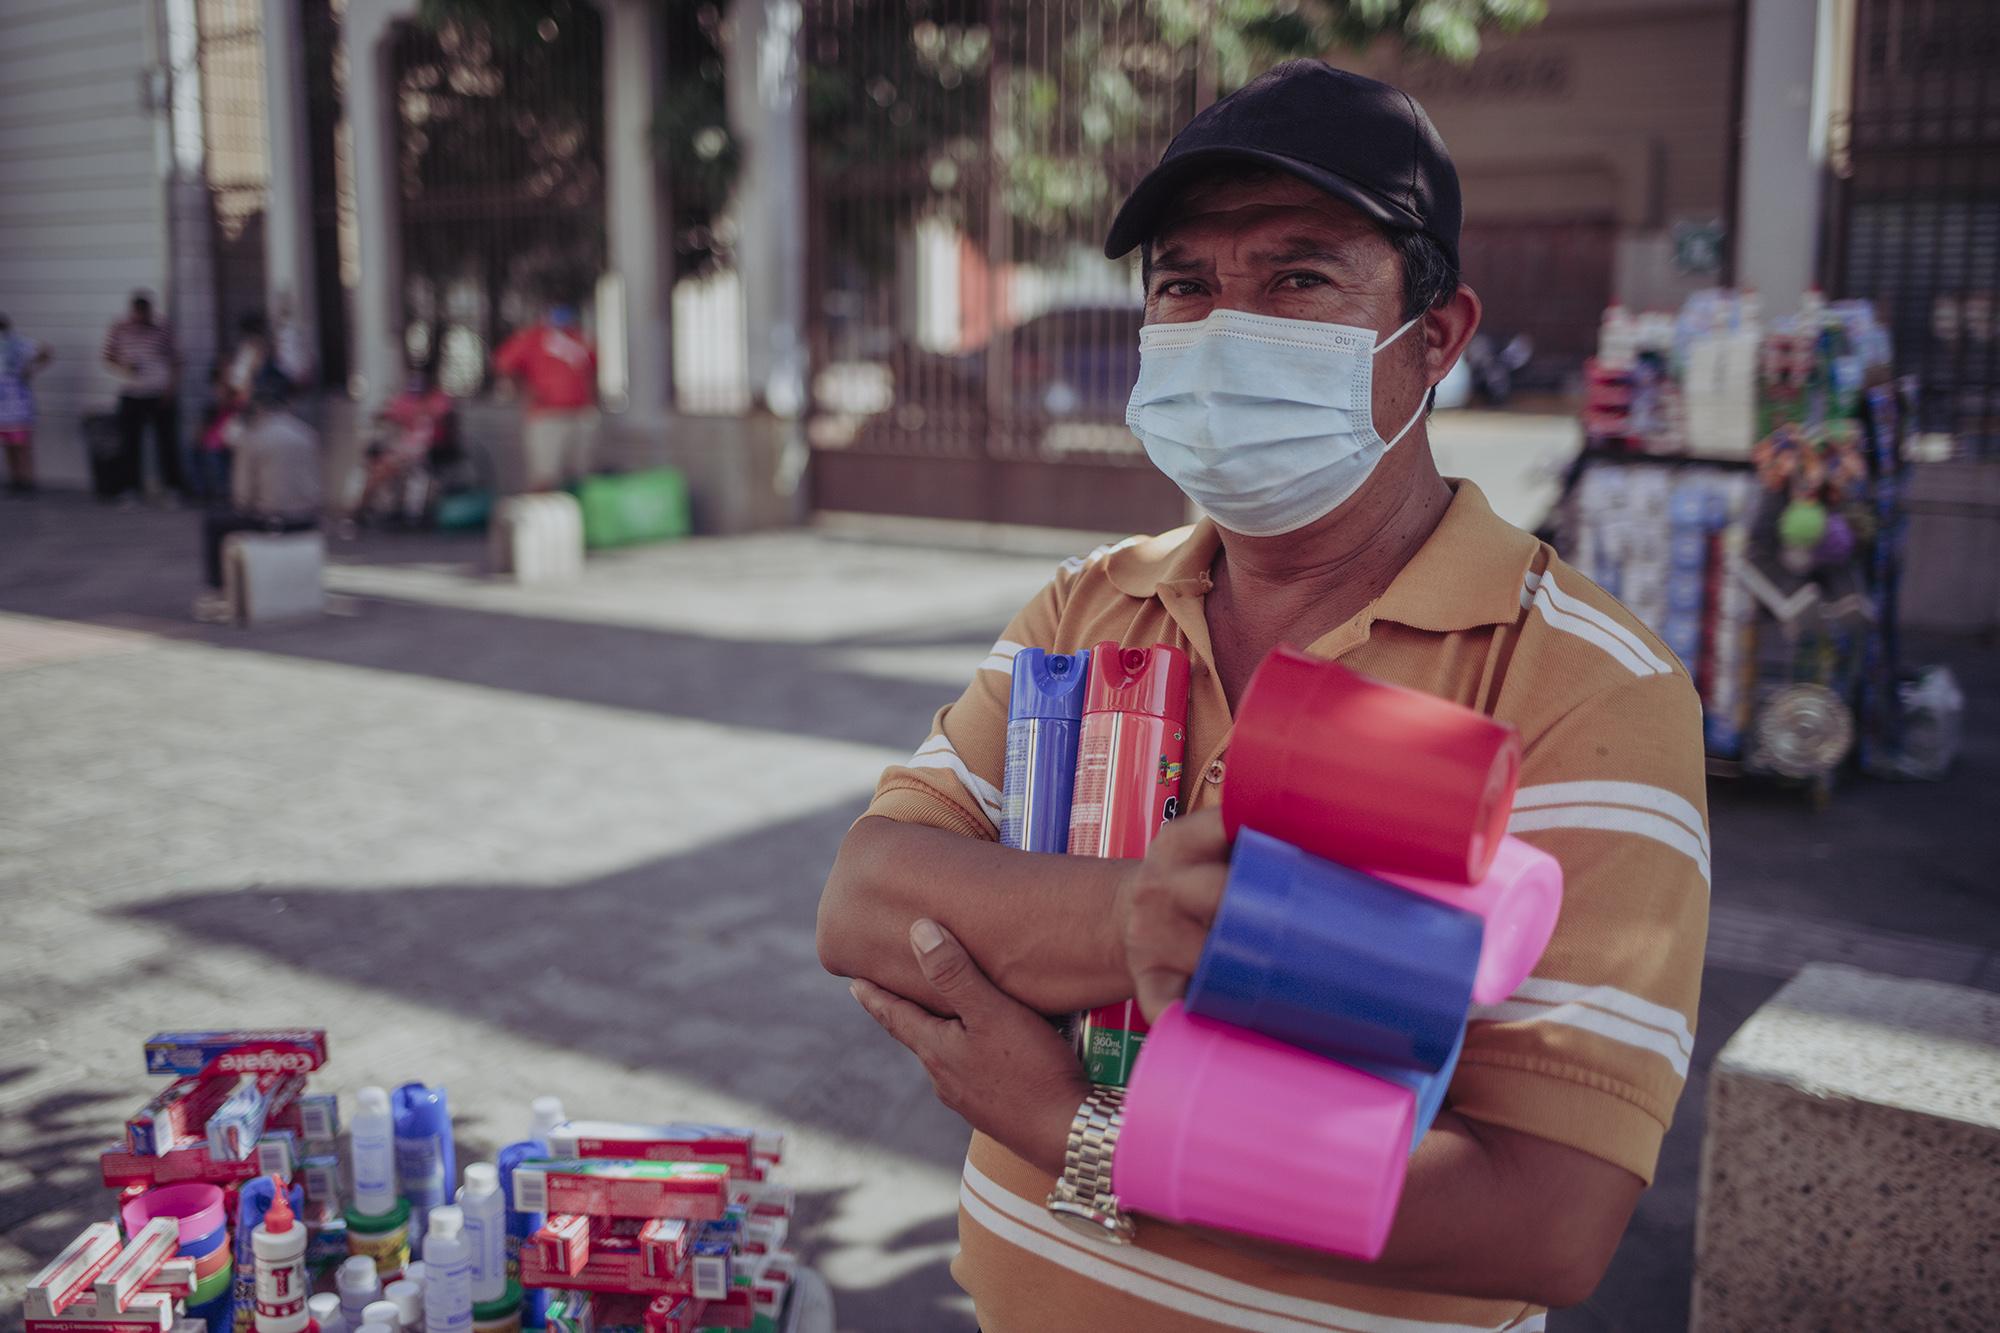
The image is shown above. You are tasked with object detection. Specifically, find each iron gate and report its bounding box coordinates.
[803,0,1194,533]
[1829,0,2000,456]
[195,0,270,349]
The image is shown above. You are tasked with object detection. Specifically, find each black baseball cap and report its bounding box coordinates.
[1104,60,1462,269]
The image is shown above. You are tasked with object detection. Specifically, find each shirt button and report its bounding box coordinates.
[1204,760,1226,785]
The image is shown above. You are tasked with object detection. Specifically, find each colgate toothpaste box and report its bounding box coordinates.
[25,1223,122,1320]
[207,1071,306,1161]
[519,1243,685,1297]
[144,1030,327,1080]
[127,1075,242,1157]
[92,1219,177,1313]
[101,1139,259,1189]
[688,1243,730,1303]
[27,1290,176,1333]
[739,1216,786,1258]
[529,1215,590,1276]
[637,1219,689,1279]
[511,1160,730,1223]
[546,1123,770,1173]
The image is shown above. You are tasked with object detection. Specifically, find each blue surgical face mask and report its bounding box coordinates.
[1125,308,1426,537]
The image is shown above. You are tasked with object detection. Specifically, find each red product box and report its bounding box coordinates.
[548,1124,756,1173]
[638,1219,689,1279]
[140,1259,197,1299]
[25,1224,121,1320]
[28,1291,176,1333]
[127,1076,241,1157]
[144,1030,328,1079]
[512,1162,729,1223]
[642,1297,698,1333]
[93,1219,177,1312]
[697,1288,752,1330]
[519,1234,690,1298]
[529,1215,590,1276]
[100,1139,258,1189]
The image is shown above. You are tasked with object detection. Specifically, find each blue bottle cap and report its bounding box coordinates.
[1008,648,1091,723]
[392,1082,449,1136]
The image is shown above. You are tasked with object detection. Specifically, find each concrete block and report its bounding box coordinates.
[1693,963,2000,1330]
[223,532,326,625]
[489,492,584,585]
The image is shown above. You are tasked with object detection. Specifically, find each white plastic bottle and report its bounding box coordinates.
[336,1257,382,1330]
[252,1184,309,1333]
[383,1282,423,1333]
[359,1304,402,1333]
[308,1293,347,1333]
[419,1206,473,1333]
[455,1164,506,1304]
[402,1264,427,1291]
[350,1088,398,1217]
[356,1323,397,1333]
[528,1097,564,1149]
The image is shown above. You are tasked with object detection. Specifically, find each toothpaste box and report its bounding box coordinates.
[27,1290,177,1333]
[144,1030,328,1079]
[101,1139,259,1189]
[726,1181,792,1221]
[642,1296,697,1333]
[512,1160,730,1223]
[256,1129,296,1181]
[296,1092,339,1140]
[25,1223,122,1320]
[739,1216,786,1258]
[637,1219,689,1279]
[92,1219,177,1312]
[207,1071,306,1161]
[543,1292,593,1333]
[520,1233,689,1297]
[688,1242,730,1303]
[546,1123,757,1172]
[529,1215,590,1276]
[126,1075,242,1156]
[299,1153,341,1221]
[758,1252,795,1290]
[140,1258,197,1299]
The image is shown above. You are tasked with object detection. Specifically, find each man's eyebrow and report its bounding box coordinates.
[1147,245,1208,274]
[1250,237,1360,268]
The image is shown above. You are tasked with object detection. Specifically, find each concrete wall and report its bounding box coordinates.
[1351,0,1738,313]
[0,0,171,488]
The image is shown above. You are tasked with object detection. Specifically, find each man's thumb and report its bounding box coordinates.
[910,918,986,1003]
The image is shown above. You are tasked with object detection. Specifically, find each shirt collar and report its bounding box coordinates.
[1104,480,1538,633]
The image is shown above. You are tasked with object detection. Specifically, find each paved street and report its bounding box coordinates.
[3,486,1997,1333]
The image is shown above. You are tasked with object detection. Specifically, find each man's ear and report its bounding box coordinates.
[1422,284,1483,387]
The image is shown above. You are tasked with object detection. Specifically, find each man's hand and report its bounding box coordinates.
[1118,808,1232,1022]
[850,919,1089,1177]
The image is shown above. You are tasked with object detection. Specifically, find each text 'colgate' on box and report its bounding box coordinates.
[510,1160,730,1223]
[142,1030,327,1079]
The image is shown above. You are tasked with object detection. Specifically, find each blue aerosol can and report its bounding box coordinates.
[1000,648,1091,853]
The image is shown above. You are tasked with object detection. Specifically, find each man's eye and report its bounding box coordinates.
[1155,280,1201,298]
[1280,272,1329,290]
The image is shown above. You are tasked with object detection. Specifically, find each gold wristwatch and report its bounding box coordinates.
[1046,1086,1135,1243]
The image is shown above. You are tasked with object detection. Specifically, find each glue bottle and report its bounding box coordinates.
[421,1206,473,1333]
[1066,642,1191,1087]
[253,1179,310,1333]
[351,1088,399,1217]
[392,1083,456,1248]
[456,1164,507,1305]
[336,1257,382,1330]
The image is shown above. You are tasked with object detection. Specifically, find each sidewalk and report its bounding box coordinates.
[1,493,1995,1333]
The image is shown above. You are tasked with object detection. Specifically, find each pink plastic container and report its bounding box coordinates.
[1112,1003,1413,1260]
[1375,835,1565,1005]
[121,1181,226,1244]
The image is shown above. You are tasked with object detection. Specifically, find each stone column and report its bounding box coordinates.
[342,0,416,406]
[726,0,808,418]
[260,0,317,363]
[1734,0,1844,310]
[602,0,670,421]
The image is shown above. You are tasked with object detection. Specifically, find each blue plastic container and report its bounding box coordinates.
[393,1082,456,1248]
[1000,648,1091,853]
[1349,1021,1466,1152]
[497,1140,548,1329]
[1186,829,1483,1073]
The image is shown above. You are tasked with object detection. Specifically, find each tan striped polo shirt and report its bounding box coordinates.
[861,479,1709,1333]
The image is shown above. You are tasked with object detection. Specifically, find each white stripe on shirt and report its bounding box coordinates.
[961,1162,1530,1333]
[1535,571,1675,675]
[1512,782,1709,857]
[908,736,1003,824]
[979,638,1027,677]
[1508,805,1711,887]
[1472,988,1693,1079]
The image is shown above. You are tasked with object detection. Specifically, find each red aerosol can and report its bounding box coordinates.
[1066,641,1191,1085]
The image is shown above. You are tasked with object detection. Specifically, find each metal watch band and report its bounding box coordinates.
[1046,1086,1134,1243]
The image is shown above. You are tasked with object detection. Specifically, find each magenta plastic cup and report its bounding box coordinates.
[1112,1002,1414,1260]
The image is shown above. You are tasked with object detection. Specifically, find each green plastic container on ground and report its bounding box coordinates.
[575,468,691,549]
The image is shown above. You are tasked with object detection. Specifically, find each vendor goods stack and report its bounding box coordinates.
[25,1217,202,1333]
[517,1124,796,1333]
[1000,647,1565,1259]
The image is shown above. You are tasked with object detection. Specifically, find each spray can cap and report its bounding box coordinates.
[391,1083,447,1136]
[426,1206,463,1241]
[462,1162,499,1196]
[529,1096,564,1142]
[1008,648,1092,722]
[261,1178,295,1233]
[1082,642,1191,721]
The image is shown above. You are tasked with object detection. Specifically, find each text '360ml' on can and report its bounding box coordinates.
[1000,648,1092,854]
[1066,641,1191,1087]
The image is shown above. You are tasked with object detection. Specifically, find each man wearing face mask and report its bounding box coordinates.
[820,61,1707,1332]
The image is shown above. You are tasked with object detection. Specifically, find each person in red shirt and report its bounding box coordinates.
[493,304,599,491]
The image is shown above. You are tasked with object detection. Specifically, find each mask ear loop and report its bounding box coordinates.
[1373,313,1431,449]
